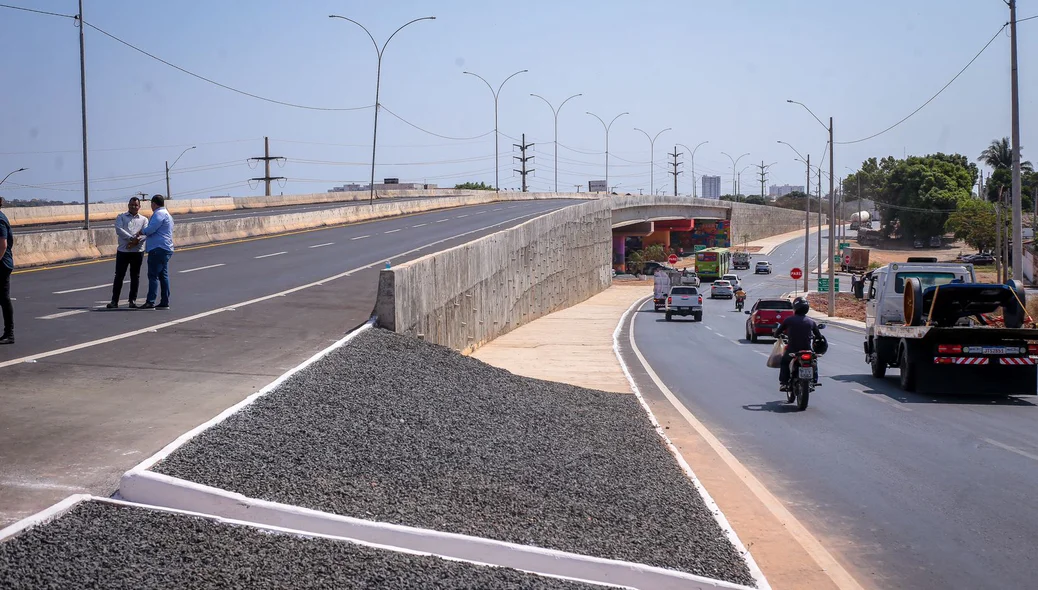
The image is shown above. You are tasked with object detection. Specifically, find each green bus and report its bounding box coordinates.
[696,247,731,281]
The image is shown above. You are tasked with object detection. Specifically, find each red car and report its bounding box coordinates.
[745,298,795,342]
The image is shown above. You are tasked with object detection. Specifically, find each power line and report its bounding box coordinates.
[837,24,1007,145]
[0,3,75,19]
[379,105,494,141]
[79,20,374,112]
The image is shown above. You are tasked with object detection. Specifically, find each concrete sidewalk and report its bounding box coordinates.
[473,283,849,590]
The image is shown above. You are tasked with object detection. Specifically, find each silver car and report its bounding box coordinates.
[710,280,734,299]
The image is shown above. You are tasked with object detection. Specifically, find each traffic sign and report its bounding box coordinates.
[668,254,679,264]
[790,267,803,280]
[818,278,841,292]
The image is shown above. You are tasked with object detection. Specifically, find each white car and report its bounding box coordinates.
[721,273,741,291]
[710,280,734,299]
[755,260,772,274]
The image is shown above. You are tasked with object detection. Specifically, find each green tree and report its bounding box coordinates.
[773,190,812,211]
[454,181,496,190]
[946,199,997,252]
[744,195,767,205]
[978,137,1034,172]
[986,167,1037,210]
[877,153,977,238]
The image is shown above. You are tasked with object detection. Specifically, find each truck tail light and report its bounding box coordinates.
[667,297,672,305]
[698,296,703,304]
[1028,344,1038,356]
[937,345,962,354]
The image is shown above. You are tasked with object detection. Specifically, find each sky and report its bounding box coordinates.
[0,0,1035,202]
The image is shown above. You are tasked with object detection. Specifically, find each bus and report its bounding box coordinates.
[695,247,731,281]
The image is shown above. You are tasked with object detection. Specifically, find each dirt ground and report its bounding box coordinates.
[807,292,866,322]
[859,239,998,282]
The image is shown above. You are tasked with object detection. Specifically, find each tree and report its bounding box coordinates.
[986,167,1037,211]
[877,153,977,238]
[454,181,495,190]
[946,199,997,252]
[744,195,767,205]
[978,137,1034,172]
[772,190,812,211]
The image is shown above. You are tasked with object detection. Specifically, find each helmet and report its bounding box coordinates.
[793,297,810,316]
[813,333,829,355]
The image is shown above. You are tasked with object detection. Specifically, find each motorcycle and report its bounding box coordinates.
[735,295,745,312]
[778,328,826,411]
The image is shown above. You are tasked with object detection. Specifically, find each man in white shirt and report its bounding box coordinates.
[107,196,149,309]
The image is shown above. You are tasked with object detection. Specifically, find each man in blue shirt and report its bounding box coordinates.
[136,194,175,310]
[0,196,14,343]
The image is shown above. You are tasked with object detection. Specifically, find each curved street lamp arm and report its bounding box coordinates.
[463,71,495,96]
[608,112,629,130]
[586,112,607,130]
[721,151,736,167]
[0,167,28,187]
[383,16,435,55]
[530,93,557,115]
[170,146,196,171]
[497,69,528,95]
[653,128,672,143]
[558,93,582,113]
[328,15,380,55]
[777,140,806,161]
[633,127,651,143]
[786,99,829,132]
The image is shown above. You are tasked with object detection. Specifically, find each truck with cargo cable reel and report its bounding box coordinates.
[859,260,1038,394]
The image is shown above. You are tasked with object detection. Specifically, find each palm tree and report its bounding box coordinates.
[979,137,1034,172]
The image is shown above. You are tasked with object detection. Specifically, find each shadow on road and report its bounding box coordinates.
[742,400,800,413]
[830,374,1037,407]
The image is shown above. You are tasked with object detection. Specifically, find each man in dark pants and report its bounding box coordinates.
[0,196,15,344]
[137,195,175,310]
[108,196,149,309]
[774,297,823,390]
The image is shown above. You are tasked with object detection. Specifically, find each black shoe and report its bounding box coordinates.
[0,333,13,345]
[106,302,118,309]
[779,383,789,392]
[140,302,155,309]
[128,302,138,309]
[155,304,170,310]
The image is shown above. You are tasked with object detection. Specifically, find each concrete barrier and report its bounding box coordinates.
[375,199,613,353]
[728,201,825,244]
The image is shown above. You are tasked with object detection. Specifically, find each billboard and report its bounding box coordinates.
[588,180,607,192]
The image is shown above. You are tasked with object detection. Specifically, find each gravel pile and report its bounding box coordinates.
[155,327,755,586]
[0,500,601,589]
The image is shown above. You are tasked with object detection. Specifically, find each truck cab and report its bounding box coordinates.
[864,262,976,330]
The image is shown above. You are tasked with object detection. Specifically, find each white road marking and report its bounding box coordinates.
[506,205,518,209]
[36,310,89,320]
[0,479,90,492]
[384,228,402,234]
[983,438,1038,462]
[435,219,449,223]
[254,251,287,259]
[309,242,334,249]
[755,351,769,357]
[351,235,370,240]
[456,214,469,218]
[624,301,864,590]
[411,223,426,227]
[179,263,225,274]
[0,209,553,369]
[852,388,912,412]
[54,282,123,295]
[491,208,503,211]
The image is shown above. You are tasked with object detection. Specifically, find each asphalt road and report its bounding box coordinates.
[0,199,578,527]
[625,230,1038,589]
[13,197,432,234]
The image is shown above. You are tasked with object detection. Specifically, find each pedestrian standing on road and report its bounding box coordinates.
[137,194,175,310]
[107,196,148,309]
[0,196,15,344]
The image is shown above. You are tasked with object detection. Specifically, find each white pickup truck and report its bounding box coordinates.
[665,286,703,322]
[861,260,1038,394]
[653,269,700,311]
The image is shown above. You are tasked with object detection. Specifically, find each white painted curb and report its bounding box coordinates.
[613,296,772,590]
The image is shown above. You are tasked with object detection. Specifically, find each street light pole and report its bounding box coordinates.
[678,142,708,199]
[721,151,750,198]
[165,146,196,200]
[330,15,435,205]
[587,111,629,193]
[634,127,671,196]
[77,0,91,229]
[0,168,27,188]
[531,93,582,193]
[1010,0,1023,279]
[465,69,527,193]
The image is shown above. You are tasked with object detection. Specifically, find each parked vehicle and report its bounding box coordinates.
[653,269,700,310]
[745,298,795,342]
[710,280,734,299]
[754,260,773,274]
[665,286,703,322]
[861,260,1038,394]
[858,229,882,247]
[839,247,871,273]
[721,273,741,291]
[964,254,995,265]
[849,210,871,231]
[732,251,751,270]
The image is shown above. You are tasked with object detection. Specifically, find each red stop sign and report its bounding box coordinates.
[668,254,678,264]
[790,267,803,280]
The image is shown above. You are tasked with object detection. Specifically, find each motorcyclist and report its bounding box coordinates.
[774,297,824,391]
[734,287,747,310]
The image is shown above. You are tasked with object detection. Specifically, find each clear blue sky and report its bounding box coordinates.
[0,0,1034,202]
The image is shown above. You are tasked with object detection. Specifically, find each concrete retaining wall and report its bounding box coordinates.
[13,192,594,268]
[375,199,613,353]
[728,201,824,244]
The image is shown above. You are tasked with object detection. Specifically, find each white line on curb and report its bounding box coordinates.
[621,297,864,590]
[179,263,225,274]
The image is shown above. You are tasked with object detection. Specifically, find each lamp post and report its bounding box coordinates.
[465,69,527,193]
[738,165,752,200]
[165,146,196,200]
[788,99,835,316]
[0,168,27,188]
[587,111,629,194]
[330,14,435,205]
[721,151,750,199]
[778,141,813,292]
[677,142,708,198]
[635,127,671,196]
[530,93,582,193]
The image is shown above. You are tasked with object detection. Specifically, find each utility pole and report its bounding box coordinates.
[817,166,823,280]
[803,154,811,292]
[668,146,683,196]
[574,184,582,193]
[828,117,835,317]
[513,134,534,193]
[1010,0,1023,279]
[249,137,285,197]
[996,187,1004,281]
[77,0,90,229]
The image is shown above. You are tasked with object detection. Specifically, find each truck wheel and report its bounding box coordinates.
[871,348,887,378]
[694,311,703,322]
[1004,279,1027,329]
[899,348,916,392]
[665,312,672,322]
